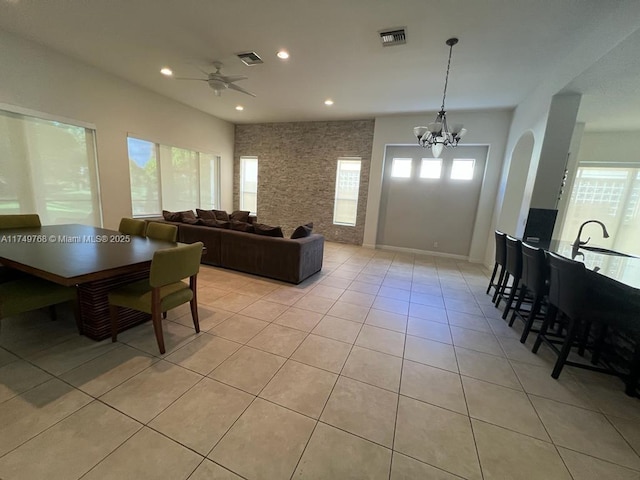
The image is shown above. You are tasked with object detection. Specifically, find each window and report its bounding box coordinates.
[450,159,475,180]
[420,159,442,179]
[127,137,219,216]
[391,158,412,178]
[333,158,361,226]
[0,107,101,225]
[560,165,640,256]
[240,156,258,215]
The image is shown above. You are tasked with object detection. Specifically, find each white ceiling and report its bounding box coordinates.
[0,0,636,126]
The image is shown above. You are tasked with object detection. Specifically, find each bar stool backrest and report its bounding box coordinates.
[505,235,523,277]
[548,252,587,320]
[522,243,548,295]
[494,231,507,266]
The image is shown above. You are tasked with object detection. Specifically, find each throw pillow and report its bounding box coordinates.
[201,219,230,229]
[180,210,198,223]
[230,220,254,233]
[230,210,250,223]
[253,223,284,238]
[291,224,312,239]
[196,208,216,220]
[213,209,230,221]
[162,210,181,222]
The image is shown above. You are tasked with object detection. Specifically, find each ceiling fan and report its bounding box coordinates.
[174,61,256,97]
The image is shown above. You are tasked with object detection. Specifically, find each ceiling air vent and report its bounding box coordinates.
[237,52,263,66]
[379,28,406,47]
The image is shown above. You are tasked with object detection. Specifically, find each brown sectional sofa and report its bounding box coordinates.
[151,220,324,284]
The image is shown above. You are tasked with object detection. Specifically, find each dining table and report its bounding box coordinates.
[0,224,178,340]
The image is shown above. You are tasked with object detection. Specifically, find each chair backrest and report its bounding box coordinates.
[150,242,203,288]
[521,242,548,295]
[0,214,41,229]
[494,231,507,265]
[118,218,146,237]
[146,222,178,242]
[505,235,522,277]
[547,252,587,320]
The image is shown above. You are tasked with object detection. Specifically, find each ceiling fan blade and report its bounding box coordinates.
[220,75,248,83]
[173,77,207,81]
[227,83,256,97]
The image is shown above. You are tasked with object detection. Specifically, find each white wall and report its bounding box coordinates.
[365,109,512,263]
[0,28,235,229]
[577,131,640,163]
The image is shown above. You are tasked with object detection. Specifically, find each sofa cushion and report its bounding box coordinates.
[201,219,230,229]
[291,222,314,239]
[180,210,202,225]
[253,223,284,238]
[230,220,254,233]
[230,210,251,223]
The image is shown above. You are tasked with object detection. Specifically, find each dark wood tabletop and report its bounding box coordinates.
[0,224,178,286]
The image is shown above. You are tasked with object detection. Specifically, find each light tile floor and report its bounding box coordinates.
[1,242,640,479]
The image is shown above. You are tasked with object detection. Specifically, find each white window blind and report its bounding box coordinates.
[0,108,101,225]
[240,156,258,215]
[128,137,220,216]
[333,158,361,226]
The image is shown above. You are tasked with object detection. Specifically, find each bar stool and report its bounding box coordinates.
[487,231,507,302]
[509,242,548,343]
[496,235,523,320]
[532,252,615,380]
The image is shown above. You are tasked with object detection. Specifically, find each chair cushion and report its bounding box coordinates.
[108,280,192,314]
[0,278,76,318]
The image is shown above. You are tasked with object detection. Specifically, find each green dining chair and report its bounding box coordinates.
[145,222,178,242]
[0,214,42,283]
[0,277,80,332]
[0,214,41,229]
[108,242,203,354]
[118,218,147,237]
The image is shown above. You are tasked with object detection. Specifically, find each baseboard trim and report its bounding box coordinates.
[375,244,469,261]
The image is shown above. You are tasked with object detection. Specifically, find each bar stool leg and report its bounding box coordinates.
[520,295,541,343]
[502,277,520,320]
[486,263,499,295]
[551,317,581,379]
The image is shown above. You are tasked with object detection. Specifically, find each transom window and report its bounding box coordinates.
[450,159,475,180]
[420,159,443,179]
[391,158,412,178]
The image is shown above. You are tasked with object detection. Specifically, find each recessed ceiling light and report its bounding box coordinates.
[277,50,290,60]
[235,105,244,111]
[160,67,173,76]
[324,99,334,106]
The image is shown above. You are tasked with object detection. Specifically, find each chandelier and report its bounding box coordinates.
[414,37,467,157]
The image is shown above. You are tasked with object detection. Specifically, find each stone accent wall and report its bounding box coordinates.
[234,120,374,245]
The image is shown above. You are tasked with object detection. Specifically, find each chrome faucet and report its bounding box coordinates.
[572,220,610,247]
